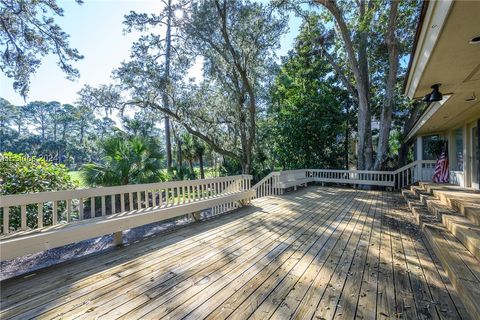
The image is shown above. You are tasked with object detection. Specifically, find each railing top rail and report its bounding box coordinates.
[252,172,280,190]
[391,159,436,174]
[0,175,252,207]
[306,169,392,174]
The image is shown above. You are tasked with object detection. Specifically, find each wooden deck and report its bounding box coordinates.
[0,186,471,319]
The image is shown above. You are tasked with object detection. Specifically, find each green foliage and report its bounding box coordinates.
[0,0,83,97]
[0,152,76,195]
[0,152,77,230]
[267,15,350,170]
[81,132,165,186]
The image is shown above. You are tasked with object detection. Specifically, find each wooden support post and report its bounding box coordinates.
[113,231,123,246]
[191,211,202,222]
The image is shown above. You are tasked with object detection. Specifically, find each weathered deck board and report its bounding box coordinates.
[0,186,470,319]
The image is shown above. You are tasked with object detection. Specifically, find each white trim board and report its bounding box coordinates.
[406,95,451,141]
[405,0,454,98]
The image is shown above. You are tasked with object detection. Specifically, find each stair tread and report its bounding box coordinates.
[423,223,480,317]
[416,182,480,227]
[443,215,480,252]
[404,183,480,317]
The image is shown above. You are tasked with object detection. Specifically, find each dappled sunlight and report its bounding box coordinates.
[0,186,469,319]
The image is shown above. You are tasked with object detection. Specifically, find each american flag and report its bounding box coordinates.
[433,148,449,183]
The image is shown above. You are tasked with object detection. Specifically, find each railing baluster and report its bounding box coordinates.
[3,207,9,234]
[101,196,106,216]
[51,202,57,226]
[20,205,27,230]
[129,193,133,211]
[120,194,125,212]
[67,199,72,222]
[37,203,43,228]
[112,195,116,214]
[90,197,95,219]
[79,198,84,220]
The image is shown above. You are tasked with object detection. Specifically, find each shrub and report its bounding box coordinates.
[0,152,76,231]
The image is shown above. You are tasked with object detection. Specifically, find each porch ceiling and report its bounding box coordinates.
[405,0,480,137]
[414,96,480,137]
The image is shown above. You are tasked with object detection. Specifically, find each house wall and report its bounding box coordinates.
[415,117,480,189]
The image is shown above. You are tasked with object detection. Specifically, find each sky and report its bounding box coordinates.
[0,0,302,106]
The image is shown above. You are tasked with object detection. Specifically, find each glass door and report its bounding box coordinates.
[472,125,479,189]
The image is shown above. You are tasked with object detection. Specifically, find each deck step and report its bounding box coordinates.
[418,182,480,227]
[442,214,480,260]
[402,186,480,318]
[450,199,480,227]
[401,190,439,225]
[423,223,480,318]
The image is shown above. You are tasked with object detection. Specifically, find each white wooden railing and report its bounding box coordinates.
[252,160,437,198]
[252,172,281,198]
[0,175,252,235]
[0,160,437,234]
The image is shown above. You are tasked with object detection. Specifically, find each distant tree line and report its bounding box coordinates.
[1,0,425,189]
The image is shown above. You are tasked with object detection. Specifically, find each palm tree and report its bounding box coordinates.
[182,134,197,179]
[181,134,207,179]
[194,138,206,179]
[82,133,164,186]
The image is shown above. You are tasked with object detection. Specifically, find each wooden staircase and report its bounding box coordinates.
[402,182,480,318]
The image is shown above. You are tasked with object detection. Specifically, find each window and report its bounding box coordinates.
[422,135,444,160]
[455,128,464,171]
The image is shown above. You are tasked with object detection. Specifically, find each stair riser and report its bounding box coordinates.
[424,227,480,318]
[402,192,435,226]
[425,200,443,219]
[464,207,480,227]
[442,217,480,260]
[451,200,480,227]
[420,185,480,228]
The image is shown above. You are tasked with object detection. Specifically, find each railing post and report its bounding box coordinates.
[113,231,123,246]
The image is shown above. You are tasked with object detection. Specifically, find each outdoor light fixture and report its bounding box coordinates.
[429,84,443,102]
[469,35,480,45]
[422,83,443,103]
[422,93,432,102]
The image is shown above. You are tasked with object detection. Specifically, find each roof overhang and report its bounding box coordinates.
[404,0,480,139]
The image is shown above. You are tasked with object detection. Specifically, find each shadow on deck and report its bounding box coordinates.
[0,186,472,319]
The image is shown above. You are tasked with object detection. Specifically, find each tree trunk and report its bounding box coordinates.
[344,105,350,170]
[163,0,173,170]
[188,159,194,175]
[373,0,399,171]
[177,141,183,170]
[165,116,172,169]
[357,87,372,170]
[315,0,373,170]
[199,154,205,179]
[79,125,84,144]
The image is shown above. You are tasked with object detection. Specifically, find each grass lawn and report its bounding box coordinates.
[68,171,88,188]
[69,167,220,189]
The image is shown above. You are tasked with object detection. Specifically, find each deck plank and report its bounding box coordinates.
[73,189,344,320]
[376,192,397,319]
[288,189,373,319]
[0,187,472,320]
[312,191,377,319]
[117,189,352,319]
